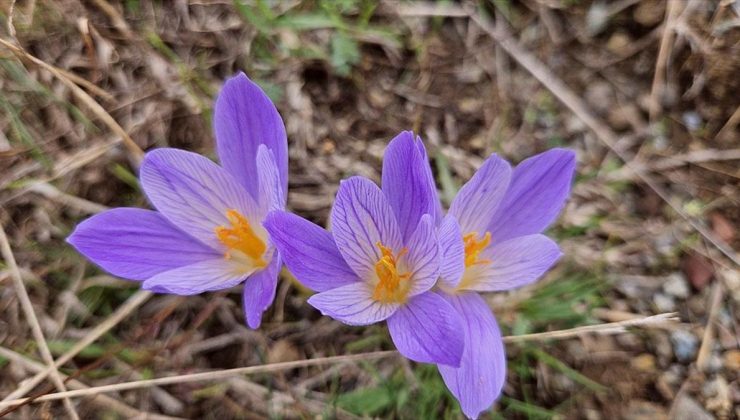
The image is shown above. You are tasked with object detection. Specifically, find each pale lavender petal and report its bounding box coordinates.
[142,258,249,295]
[414,135,444,224]
[256,145,285,214]
[307,282,399,326]
[449,154,511,234]
[402,214,439,297]
[438,215,465,289]
[242,253,281,329]
[382,132,441,242]
[461,234,562,292]
[140,148,260,250]
[264,211,359,292]
[214,73,288,199]
[488,149,576,244]
[67,208,218,281]
[438,292,506,419]
[387,292,464,367]
[330,177,403,280]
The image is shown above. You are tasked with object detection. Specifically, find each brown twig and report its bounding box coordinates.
[648,0,681,121]
[696,281,724,371]
[1,290,152,403]
[467,6,739,266]
[0,37,144,164]
[0,221,80,419]
[0,312,679,408]
[0,347,180,420]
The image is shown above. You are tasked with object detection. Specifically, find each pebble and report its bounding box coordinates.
[671,330,699,363]
[653,293,676,312]
[634,0,665,26]
[682,111,703,131]
[703,352,723,373]
[623,400,668,420]
[703,376,732,416]
[723,349,740,371]
[631,354,656,372]
[663,273,690,299]
[607,32,632,54]
[672,394,714,420]
[655,333,674,362]
[657,366,683,399]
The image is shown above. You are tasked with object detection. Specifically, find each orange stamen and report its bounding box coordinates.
[214,209,267,268]
[372,242,411,303]
[463,231,492,268]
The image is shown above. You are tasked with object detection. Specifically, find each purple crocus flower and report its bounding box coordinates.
[435,147,576,418]
[263,132,465,367]
[67,73,288,329]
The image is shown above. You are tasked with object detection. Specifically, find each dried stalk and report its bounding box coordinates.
[0,223,80,419]
[0,312,679,408]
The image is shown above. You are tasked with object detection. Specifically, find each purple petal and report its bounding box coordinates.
[139,148,260,250]
[256,145,285,212]
[402,214,439,297]
[449,154,511,234]
[242,253,281,329]
[307,282,399,326]
[264,211,359,292]
[438,292,506,419]
[488,149,576,244]
[438,215,465,289]
[387,292,464,367]
[330,177,403,280]
[382,132,441,242]
[67,208,218,281]
[214,73,288,199]
[461,234,562,292]
[142,258,248,295]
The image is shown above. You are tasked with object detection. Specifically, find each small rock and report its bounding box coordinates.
[654,293,676,312]
[657,365,684,399]
[632,354,656,372]
[655,333,674,362]
[663,273,690,299]
[671,330,699,362]
[607,31,632,54]
[624,400,668,420]
[586,2,610,36]
[682,111,702,131]
[584,408,602,420]
[703,352,723,373]
[584,81,613,114]
[457,97,482,114]
[672,394,714,420]
[723,349,740,371]
[634,0,665,27]
[703,376,732,416]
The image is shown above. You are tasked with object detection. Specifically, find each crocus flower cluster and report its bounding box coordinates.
[266,132,575,418]
[68,73,576,419]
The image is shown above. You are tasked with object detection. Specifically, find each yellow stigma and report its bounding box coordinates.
[214,209,267,268]
[463,231,492,268]
[372,242,411,303]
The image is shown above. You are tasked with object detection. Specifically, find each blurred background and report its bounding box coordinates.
[0,0,738,418]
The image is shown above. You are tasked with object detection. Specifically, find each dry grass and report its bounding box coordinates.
[1,0,738,418]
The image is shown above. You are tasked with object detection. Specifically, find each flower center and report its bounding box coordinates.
[372,242,411,303]
[214,209,267,268]
[463,231,492,268]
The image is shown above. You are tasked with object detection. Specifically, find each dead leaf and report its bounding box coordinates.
[682,253,714,290]
[267,339,300,364]
[710,212,735,243]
